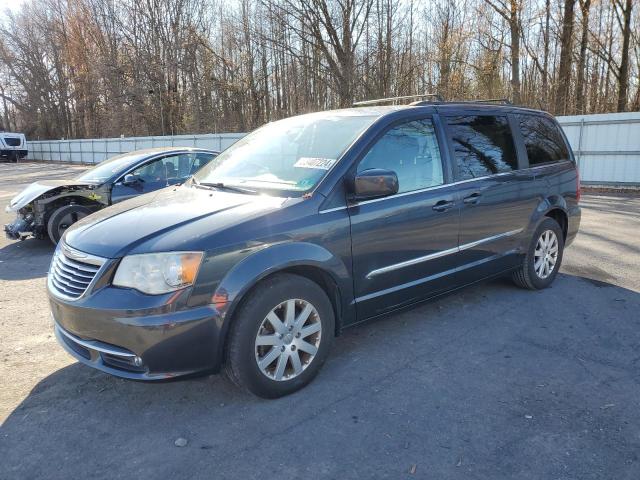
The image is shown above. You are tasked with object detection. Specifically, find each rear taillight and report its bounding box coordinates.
[576,167,581,203]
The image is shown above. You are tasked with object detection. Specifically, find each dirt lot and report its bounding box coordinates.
[1,162,639,479]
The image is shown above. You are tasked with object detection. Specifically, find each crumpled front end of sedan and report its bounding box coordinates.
[3,205,37,240]
[4,180,108,241]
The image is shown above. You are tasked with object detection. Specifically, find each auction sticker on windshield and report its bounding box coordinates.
[294,157,336,170]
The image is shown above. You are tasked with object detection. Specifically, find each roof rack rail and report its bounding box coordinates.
[353,93,444,107]
[451,98,512,105]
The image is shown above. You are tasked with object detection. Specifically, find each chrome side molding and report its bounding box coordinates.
[366,228,523,279]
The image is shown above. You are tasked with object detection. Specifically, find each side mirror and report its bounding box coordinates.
[122,174,138,185]
[351,168,399,201]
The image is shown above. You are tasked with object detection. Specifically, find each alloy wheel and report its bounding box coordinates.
[254,299,322,381]
[534,229,559,279]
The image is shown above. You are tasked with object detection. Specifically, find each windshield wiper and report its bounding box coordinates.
[198,181,257,195]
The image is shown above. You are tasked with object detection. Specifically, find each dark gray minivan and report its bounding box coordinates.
[48,99,581,398]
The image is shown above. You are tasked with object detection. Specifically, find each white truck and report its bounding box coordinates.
[0,131,28,162]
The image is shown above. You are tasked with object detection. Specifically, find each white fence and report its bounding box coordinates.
[26,112,640,185]
[558,112,640,186]
[27,133,246,164]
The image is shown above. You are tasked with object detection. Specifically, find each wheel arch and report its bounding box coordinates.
[529,195,569,241]
[544,208,568,241]
[40,195,104,220]
[212,242,353,368]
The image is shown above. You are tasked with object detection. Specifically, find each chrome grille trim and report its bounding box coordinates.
[56,323,137,358]
[52,269,90,289]
[59,242,104,266]
[48,243,107,301]
[58,256,101,272]
[54,261,95,279]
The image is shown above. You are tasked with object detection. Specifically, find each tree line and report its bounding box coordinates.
[0,0,637,140]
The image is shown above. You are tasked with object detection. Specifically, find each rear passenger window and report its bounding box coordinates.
[517,115,570,166]
[445,115,518,179]
[358,118,444,194]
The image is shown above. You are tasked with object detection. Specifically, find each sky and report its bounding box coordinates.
[0,0,27,12]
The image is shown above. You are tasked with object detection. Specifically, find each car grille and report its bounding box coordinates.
[48,244,106,300]
[3,137,21,147]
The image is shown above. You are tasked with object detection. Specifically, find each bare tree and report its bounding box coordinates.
[483,0,521,103]
[555,0,576,115]
[0,0,638,139]
[575,0,591,114]
[614,0,633,112]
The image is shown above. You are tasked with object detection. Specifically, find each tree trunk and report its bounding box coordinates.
[555,0,576,115]
[616,0,633,112]
[542,0,550,107]
[575,0,591,114]
[509,1,521,104]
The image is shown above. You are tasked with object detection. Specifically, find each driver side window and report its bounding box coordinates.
[358,118,444,194]
[129,154,200,183]
[130,156,173,183]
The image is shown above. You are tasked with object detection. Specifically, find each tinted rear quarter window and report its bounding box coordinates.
[445,115,518,179]
[517,114,570,166]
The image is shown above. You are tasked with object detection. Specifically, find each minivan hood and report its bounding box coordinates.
[64,185,288,258]
[6,180,93,212]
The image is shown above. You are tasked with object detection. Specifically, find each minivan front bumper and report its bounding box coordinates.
[50,291,223,380]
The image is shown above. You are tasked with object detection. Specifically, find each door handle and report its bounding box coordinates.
[432,200,454,212]
[463,192,482,204]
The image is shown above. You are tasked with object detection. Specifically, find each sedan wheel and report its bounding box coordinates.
[47,204,92,244]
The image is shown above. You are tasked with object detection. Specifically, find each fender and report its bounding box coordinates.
[211,241,354,365]
[524,194,569,240]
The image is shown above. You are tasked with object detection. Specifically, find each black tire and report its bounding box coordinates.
[10,151,19,163]
[46,204,92,245]
[512,217,564,290]
[225,273,335,398]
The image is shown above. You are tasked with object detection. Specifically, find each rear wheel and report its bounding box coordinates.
[512,217,564,290]
[47,204,92,244]
[225,273,335,398]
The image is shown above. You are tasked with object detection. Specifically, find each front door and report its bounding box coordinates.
[442,113,538,281]
[111,152,214,204]
[349,117,461,320]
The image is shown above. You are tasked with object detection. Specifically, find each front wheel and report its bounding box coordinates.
[512,217,565,290]
[47,204,92,244]
[225,273,335,398]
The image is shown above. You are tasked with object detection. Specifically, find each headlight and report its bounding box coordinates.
[113,252,203,295]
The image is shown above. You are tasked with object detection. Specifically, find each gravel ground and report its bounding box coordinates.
[1,162,639,479]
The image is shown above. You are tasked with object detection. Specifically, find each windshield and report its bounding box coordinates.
[193,112,377,194]
[75,151,152,183]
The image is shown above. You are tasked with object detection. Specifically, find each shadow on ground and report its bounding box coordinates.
[2,274,639,479]
[0,239,53,281]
